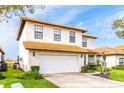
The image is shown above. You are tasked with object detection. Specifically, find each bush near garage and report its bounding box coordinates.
[81,62,111,73]
[17,71,44,80]
[0,72,6,79]
[81,64,98,73]
[31,66,40,72]
[17,65,43,80]
[111,65,124,70]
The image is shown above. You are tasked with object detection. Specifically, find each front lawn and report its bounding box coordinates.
[0,67,59,88]
[109,70,124,82]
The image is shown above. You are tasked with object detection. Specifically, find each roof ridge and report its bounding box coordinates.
[95,46,124,55]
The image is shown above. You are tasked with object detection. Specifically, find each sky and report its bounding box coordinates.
[0,5,124,59]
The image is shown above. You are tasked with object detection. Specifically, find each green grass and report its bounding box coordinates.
[0,67,59,88]
[109,70,124,82]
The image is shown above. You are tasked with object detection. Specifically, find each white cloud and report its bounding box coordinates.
[27,5,64,21]
[76,21,83,27]
[54,6,96,24]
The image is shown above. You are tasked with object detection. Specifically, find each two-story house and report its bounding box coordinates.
[17,17,97,74]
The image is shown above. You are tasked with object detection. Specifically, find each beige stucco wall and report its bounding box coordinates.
[105,56,116,68]
[82,37,94,49]
[115,55,124,65]
[98,55,124,68]
[19,23,30,71]
[87,38,94,49]
[25,21,84,47]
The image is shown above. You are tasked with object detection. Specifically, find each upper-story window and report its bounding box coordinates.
[35,25,43,39]
[119,58,124,65]
[70,31,75,43]
[82,38,87,47]
[54,28,61,41]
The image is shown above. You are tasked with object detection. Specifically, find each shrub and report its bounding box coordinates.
[81,64,97,73]
[88,64,97,71]
[112,65,124,70]
[81,66,88,73]
[0,73,3,77]
[96,66,103,72]
[0,72,6,79]
[0,62,7,71]
[87,70,95,73]
[95,59,101,66]
[31,66,40,72]
[104,67,111,71]
[96,66,111,72]
[17,71,43,80]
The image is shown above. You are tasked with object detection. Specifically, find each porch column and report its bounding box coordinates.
[94,54,97,62]
[86,54,89,65]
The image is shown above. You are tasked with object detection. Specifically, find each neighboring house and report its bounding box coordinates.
[17,16,97,74]
[0,48,5,62]
[115,44,124,50]
[95,46,124,68]
[6,59,16,65]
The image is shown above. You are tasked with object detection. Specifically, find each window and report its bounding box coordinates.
[69,31,75,43]
[82,38,87,47]
[35,25,43,39]
[119,58,124,65]
[54,29,61,41]
[33,52,35,57]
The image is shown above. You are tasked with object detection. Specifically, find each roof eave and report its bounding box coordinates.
[96,53,124,56]
[21,16,87,32]
[16,20,26,41]
[0,49,5,55]
[82,35,97,39]
[25,48,96,54]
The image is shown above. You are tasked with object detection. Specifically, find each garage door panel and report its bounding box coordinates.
[38,55,79,74]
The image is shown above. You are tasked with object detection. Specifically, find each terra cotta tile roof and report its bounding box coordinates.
[115,45,124,50]
[23,41,96,53]
[95,46,124,55]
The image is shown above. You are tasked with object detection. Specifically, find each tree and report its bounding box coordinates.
[112,18,124,39]
[0,5,45,22]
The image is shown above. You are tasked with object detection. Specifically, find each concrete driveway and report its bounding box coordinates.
[44,73,124,88]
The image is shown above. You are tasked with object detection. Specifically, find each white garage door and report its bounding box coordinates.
[38,55,79,74]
